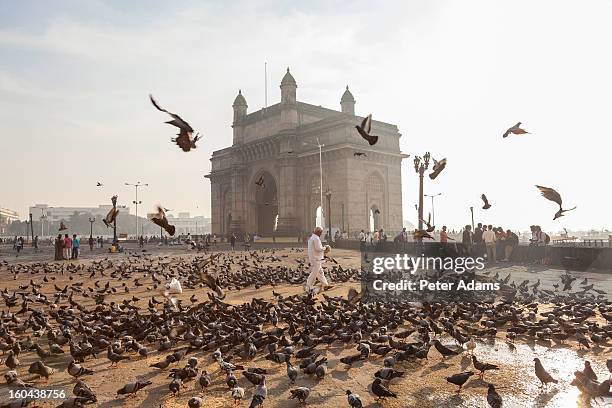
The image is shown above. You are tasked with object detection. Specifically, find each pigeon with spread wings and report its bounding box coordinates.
[420,213,435,233]
[481,194,491,210]
[102,206,119,228]
[355,114,378,146]
[429,158,447,180]
[150,206,176,236]
[255,176,265,189]
[503,122,529,138]
[535,185,576,220]
[149,94,200,152]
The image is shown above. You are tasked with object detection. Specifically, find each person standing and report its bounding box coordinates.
[63,234,72,260]
[33,235,39,252]
[482,225,496,263]
[358,229,366,252]
[15,237,23,257]
[71,234,80,260]
[89,236,94,251]
[504,229,519,261]
[306,226,331,293]
[473,223,483,258]
[230,233,236,251]
[54,234,63,260]
[462,225,473,256]
[372,229,380,252]
[440,226,449,243]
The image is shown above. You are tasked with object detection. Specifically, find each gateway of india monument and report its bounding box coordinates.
[206,68,407,238]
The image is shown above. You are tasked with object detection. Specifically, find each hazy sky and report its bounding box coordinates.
[1,0,610,233]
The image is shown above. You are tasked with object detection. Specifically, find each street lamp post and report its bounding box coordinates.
[325,189,332,242]
[29,213,34,245]
[88,217,95,241]
[303,139,325,226]
[125,182,148,239]
[470,207,474,231]
[413,153,431,242]
[40,209,46,237]
[424,193,442,226]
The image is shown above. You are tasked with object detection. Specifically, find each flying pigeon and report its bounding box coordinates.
[503,122,529,138]
[356,114,378,146]
[150,206,176,236]
[150,94,200,152]
[481,194,491,210]
[429,158,447,180]
[535,185,576,220]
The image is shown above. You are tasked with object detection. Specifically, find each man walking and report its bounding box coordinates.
[482,225,496,263]
[71,234,80,260]
[306,226,331,294]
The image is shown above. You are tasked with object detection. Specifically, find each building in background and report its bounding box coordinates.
[0,207,20,234]
[29,204,131,222]
[166,213,211,235]
[207,68,407,237]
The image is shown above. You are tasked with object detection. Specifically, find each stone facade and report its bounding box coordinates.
[206,68,407,237]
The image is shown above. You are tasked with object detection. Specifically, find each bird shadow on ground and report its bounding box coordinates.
[532,386,560,407]
[463,377,488,390]
[421,361,451,375]
[460,355,471,370]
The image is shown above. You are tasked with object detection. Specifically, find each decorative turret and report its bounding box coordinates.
[279,68,298,129]
[232,89,248,123]
[280,67,297,104]
[340,85,355,115]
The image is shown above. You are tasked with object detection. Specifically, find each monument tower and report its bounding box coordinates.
[206,68,407,237]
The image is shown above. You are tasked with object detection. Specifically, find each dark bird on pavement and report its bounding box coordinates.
[199,370,211,389]
[346,390,363,408]
[67,360,94,378]
[151,206,176,236]
[429,158,447,180]
[446,371,474,393]
[150,94,200,152]
[472,355,499,378]
[116,380,152,397]
[503,122,529,138]
[289,387,310,403]
[432,339,461,358]
[375,367,404,381]
[583,361,597,382]
[107,346,129,368]
[487,383,503,408]
[286,361,298,384]
[534,358,558,388]
[535,185,576,220]
[356,114,378,146]
[371,378,397,400]
[481,194,492,210]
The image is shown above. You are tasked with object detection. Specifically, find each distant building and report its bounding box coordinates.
[165,213,211,235]
[0,207,20,234]
[29,204,131,222]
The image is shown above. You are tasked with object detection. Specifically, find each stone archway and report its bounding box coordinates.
[253,172,278,236]
[369,204,381,231]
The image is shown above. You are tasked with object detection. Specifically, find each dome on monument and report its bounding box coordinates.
[341,86,355,103]
[232,89,247,107]
[281,67,297,86]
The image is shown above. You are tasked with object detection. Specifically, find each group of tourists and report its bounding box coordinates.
[54,234,81,260]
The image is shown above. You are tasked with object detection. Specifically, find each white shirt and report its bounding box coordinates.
[483,230,496,244]
[358,232,366,242]
[308,233,325,262]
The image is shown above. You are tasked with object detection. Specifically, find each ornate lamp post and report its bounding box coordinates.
[111,195,118,246]
[325,189,332,242]
[413,152,431,242]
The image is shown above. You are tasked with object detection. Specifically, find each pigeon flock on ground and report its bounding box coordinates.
[0,247,610,407]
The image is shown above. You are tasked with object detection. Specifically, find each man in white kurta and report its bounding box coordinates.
[306,227,330,293]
